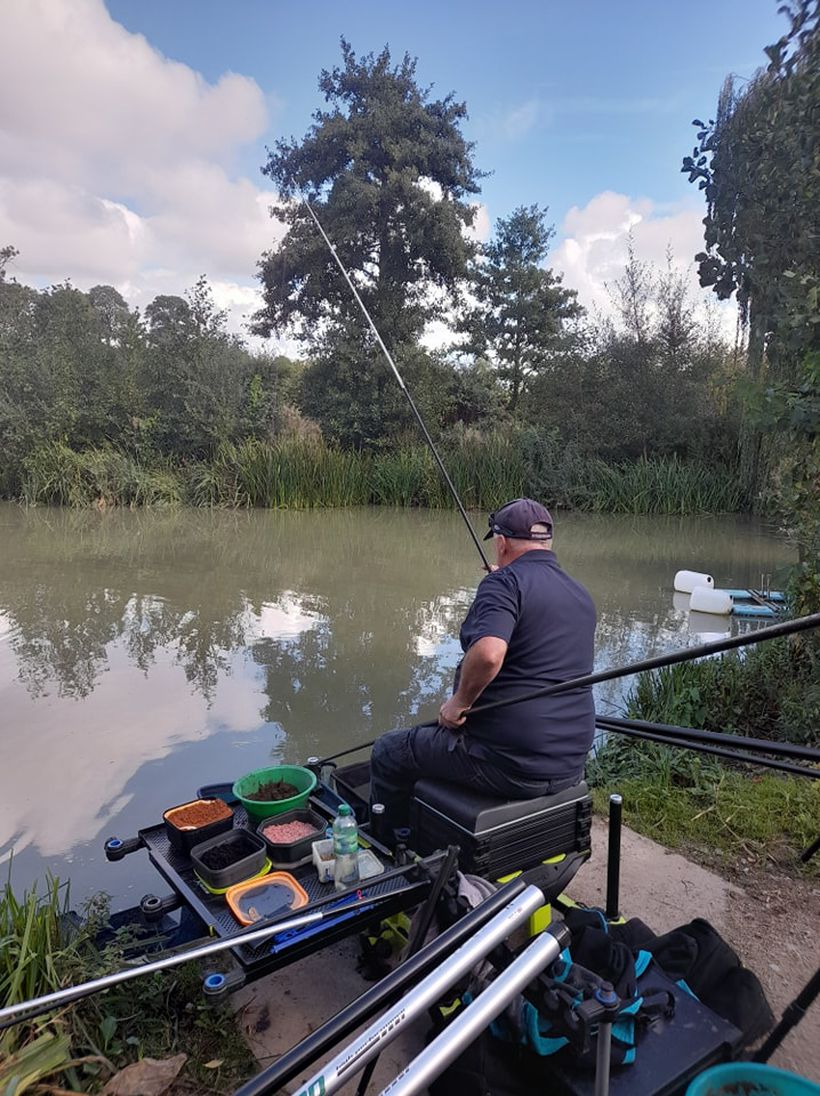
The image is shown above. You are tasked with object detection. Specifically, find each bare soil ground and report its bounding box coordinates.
[234,819,819,1091]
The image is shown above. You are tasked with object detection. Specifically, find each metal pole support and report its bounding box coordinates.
[592,988,619,1096]
[605,794,623,921]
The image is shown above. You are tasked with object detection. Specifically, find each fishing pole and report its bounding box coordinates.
[597,715,820,764]
[469,610,820,717]
[316,610,820,762]
[302,197,492,572]
[595,720,820,780]
[0,888,409,1032]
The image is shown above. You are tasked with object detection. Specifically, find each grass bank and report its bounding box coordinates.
[588,744,820,876]
[0,874,255,1093]
[16,437,744,515]
[589,637,820,876]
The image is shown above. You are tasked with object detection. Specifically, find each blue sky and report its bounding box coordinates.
[0,1,786,339]
[106,0,781,226]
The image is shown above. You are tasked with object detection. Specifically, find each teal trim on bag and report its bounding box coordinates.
[524,1001,569,1056]
[634,950,652,977]
[618,997,644,1017]
[552,949,572,982]
[676,978,698,999]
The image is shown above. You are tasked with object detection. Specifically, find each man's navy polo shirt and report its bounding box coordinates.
[456,550,597,779]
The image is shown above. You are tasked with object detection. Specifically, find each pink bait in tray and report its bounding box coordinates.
[261,819,320,843]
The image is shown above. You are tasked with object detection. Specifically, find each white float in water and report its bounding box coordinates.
[690,586,733,615]
[674,569,714,594]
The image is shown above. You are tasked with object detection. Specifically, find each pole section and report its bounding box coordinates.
[598,715,820,763]
[279,885,546,1096]
[233,879,528,1096]
[596,722,820,779]
[0,907,328,1029]
[379,924,569,1096]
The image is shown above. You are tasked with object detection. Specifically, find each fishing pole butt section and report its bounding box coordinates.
[379,921,570,1096]
[284,884,546,1096]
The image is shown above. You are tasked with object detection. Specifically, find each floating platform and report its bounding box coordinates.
[718,589,785,603]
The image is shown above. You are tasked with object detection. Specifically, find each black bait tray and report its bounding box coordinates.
[117,800,438,977]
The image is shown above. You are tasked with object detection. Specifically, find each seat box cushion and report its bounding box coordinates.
[412,779,589,836]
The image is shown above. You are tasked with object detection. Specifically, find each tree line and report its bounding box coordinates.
[1,10,815,521]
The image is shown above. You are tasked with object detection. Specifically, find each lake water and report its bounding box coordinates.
[0,503,793,907]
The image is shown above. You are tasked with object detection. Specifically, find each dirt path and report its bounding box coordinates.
[235,820,819,1090]
[571,818,820,1082]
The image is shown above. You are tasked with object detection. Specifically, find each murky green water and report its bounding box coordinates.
[0,503,793,905]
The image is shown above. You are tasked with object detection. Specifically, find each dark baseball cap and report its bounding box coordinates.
[483,498,554,541]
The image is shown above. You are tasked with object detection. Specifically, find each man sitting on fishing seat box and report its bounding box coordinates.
[370,498,597,835]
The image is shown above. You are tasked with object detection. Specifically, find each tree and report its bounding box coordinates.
[144,278,274,456]
[523,248,737,462]
[682,0,819,496]
[254,40,484,444]
[460,205,582,412]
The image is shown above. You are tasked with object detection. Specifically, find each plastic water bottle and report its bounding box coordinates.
[332,804,360,891]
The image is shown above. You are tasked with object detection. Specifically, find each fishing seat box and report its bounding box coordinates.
[331,760,592,879]
[410,779,592,878]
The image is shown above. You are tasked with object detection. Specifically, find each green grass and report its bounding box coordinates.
[588,741,820,875]
[0,873,256,1092]
[588,630,820,876]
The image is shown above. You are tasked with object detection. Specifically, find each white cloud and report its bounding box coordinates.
[502,99,541,140]
[0,0,283,338]
[466,201,491,244]
[552,190,737,334]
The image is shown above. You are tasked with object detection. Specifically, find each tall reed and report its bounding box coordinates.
[583,455,744,514]
[22,443,183,508]
[18,440,745,515]
[0,875,80,1091]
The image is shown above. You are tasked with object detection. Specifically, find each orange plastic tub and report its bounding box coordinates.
[226,871,309,926]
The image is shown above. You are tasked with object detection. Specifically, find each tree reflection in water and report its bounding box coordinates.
[0,505,793,718]
[0,504,793,893]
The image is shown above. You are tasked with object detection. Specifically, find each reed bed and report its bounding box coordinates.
[17,439,744,515]
[583,455,744,515]
[21,443,183,508]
